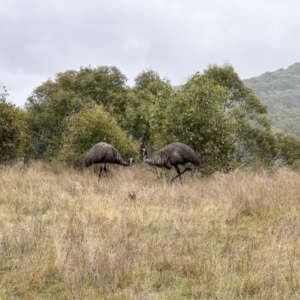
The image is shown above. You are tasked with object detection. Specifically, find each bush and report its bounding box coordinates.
[57,105,139,167]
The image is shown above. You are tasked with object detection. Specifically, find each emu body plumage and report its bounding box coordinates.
[85,142,133,180]
[142,142,200,183]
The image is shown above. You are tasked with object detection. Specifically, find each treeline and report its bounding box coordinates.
[1,64,300,174]
[244,62,300,137]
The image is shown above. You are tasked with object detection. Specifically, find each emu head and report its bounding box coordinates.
[141,148,147,160]
[128,157,135,164]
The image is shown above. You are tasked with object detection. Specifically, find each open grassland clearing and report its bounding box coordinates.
[0,162,300,299]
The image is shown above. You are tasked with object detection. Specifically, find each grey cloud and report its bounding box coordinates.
[1,0,300,106]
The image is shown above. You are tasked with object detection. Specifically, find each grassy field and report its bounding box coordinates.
[0,162,300,299]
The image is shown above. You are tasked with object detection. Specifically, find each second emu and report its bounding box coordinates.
[141,142,200,184]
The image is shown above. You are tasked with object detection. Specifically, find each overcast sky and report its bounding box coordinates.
[1,0,300,107]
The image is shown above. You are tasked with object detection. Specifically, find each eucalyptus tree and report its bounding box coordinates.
[0,84,29,163]
[203,64,277,168]
[155,74,236,174]
[25,66,129,160]
[152,64,279,174]
[127,69,174,144]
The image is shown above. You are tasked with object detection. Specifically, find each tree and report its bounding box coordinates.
[148,64,279,174]
[203,64,277,168]
[155,74,236,174]
[0,84,29,163]
[73,66,129,117]
[134,69,173,97]
[57,105,138,168]
[25,66,128,160]
[130,69,174,146]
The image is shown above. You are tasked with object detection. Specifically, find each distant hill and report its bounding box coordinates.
[244,63,300,137]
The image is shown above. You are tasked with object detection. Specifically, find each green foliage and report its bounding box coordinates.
[19,63,300,173]
[203,64,277,168]
[155,73,236,174]
[270,105,300,136]
[0,85,29,163]
[244,62,300,136]
[204,64,267,115]
[74,66,128,108]
[57,105,139,168]
[148,64,278,174]
[134,69,173,97]
[274,132,300,170]
[120,89,151,139]
[25,66,128,159]
[125,69,174,141]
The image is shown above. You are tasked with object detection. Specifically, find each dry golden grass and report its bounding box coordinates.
[0,161,300,299]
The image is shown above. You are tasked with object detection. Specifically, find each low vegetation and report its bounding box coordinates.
[1,162,300,299]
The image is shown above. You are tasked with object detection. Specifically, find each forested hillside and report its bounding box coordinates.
[244,62,300,136]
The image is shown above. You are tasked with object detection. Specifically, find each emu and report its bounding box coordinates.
[141,142,200,184]
[85,142,134,180]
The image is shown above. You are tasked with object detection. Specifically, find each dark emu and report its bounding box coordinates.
[141,142,200,184]
[85,142,134,181]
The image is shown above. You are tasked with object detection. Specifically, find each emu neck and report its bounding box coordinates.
[144,155,165,167]
[120,160,130,166]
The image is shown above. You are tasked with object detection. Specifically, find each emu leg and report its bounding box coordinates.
[98,165,103,181]
[170,166,190,184]
[170,165,182,184]
[103,163,109,178]
[98,163,109,181]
